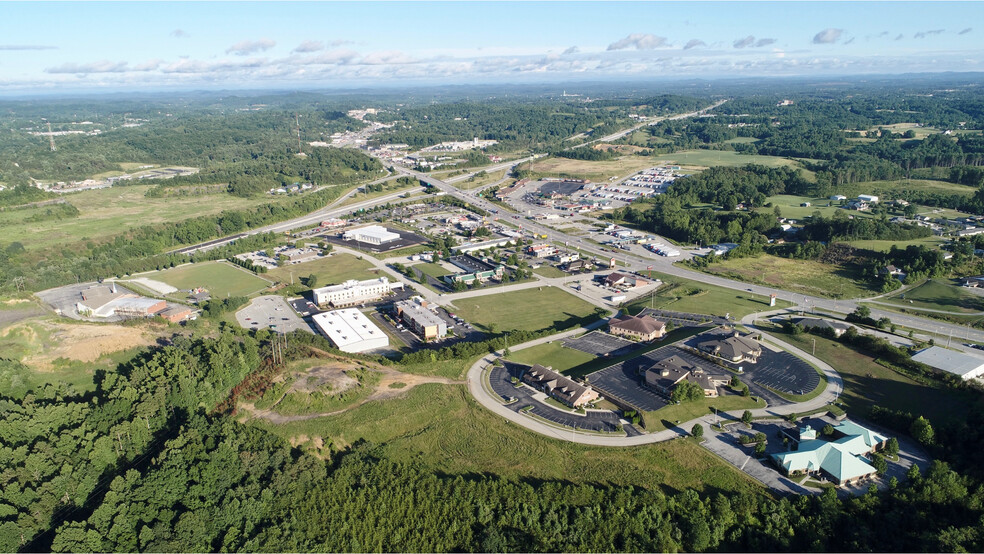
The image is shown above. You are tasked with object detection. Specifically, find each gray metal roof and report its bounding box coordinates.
[912,346,984,379]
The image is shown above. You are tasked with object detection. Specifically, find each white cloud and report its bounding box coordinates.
[226,38,276,56]
[293,40,324,53]
[562,46,579,55]
[607,33,670,51]
[0,44,57,50]
[813,28,843,44]
[45,60,130,74]
[914,29,945,39]
[959,28,973,35]
[683,39,706,50]
[733,36,755,49]
[293,49,360,65]
[755,38,776,47]
[170,29,189,38]
[359,50,417,65]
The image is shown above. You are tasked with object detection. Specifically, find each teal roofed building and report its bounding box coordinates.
[771,421,889,486]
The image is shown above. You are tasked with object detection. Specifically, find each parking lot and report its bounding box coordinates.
[562,331,639,357]
[320,228,427,253]
[749,350,821,396]
[490,362,630,433]
[637,308,728,328]
[236,295,313,334]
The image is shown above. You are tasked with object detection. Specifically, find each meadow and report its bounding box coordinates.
[251,383,769,496]
[145,261,271,298]
[879,279,984,314]
[448,286,605,333]
[0,184,300,252]
[265,253,380,286]
[697,254,875,299]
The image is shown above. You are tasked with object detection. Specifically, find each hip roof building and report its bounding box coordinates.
[608,314,666,341]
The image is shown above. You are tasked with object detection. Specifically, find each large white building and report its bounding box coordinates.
[912,346,984,380]
[311,309,389,353]
[312,277,403,307]
[343,225,400,245]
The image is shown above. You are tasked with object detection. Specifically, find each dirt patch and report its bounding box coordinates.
[22,321,157,371]
[0,305,46,328]
[290,365,360,394]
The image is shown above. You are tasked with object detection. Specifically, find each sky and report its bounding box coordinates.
[0,1,982,94]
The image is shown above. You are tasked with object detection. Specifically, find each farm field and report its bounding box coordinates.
[265,253,380,286]
[145,261,271,298]
[0,184,301,252]
[448,286,605,333]
[252,383,768,496]
[697,254,875,299]
[779,330,983,425]
[508,341,596,373]
[626,278,793,319]
[879,279,984,314]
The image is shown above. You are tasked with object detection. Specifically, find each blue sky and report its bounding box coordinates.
[0,1,981,93]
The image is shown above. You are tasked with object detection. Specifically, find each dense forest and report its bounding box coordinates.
[2,327,984,552]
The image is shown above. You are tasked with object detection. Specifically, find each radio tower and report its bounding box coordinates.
[295,113,305,156]
[46,121,56,151]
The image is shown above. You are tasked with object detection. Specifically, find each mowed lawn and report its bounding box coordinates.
[531,156,679,182]
[699,254,875,299]
[449,286,603,333]
[508,341,596,372]
[266,253,380,286]
[646,395,764,431]
[252,383,768,496]
[0,184,299,252]
[880,279,984,314]
[148,261,271,297]
[842,236,945,252]
[780,331,983,426]
[626,278,793,319]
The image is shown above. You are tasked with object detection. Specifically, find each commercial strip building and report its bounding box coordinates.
[771,421,889,486]
[394,296,447,340]
[312,277,404,307]
[444,254,505,285]
[519,364,600,408]
[311,309,389,353]
[343,225,401,245]
[608,314,666,341]
[77,284,167,318]
[911,346,984,380]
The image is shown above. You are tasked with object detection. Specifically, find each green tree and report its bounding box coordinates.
[754,441,766,456]
[671,381,704,403]
[885,436,900,457]
[691,423,704,439]
[822,424,835,436]
[741,410,753,425]
[306,274,318,288]
[910,416,935,445]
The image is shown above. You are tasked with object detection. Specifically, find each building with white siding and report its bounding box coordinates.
[311,309,389,353]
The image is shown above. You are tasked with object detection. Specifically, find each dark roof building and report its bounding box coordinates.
[608,314,666,341]
[520,364,600,408]
[644,355,726,397]
[696,328,762,364]
[791,317,853,337]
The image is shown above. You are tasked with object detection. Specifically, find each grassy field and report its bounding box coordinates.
[448,287,605,333]
[758,194,863,220]
[251,383,768,496]
[336,178,419,208]
[842,236,946,252]
[145,261,271,297]
[0,184,301,252]
[265,253,380,286]
[652,150,807,171]
[531,264,568,278]
[413,262,452,281]
[646,395,765,431]
[508,341,596,372]
[697,254,875,299]
[451,169,510,191]
[626,278,794,319]
[530,156,677,182]
[879,279,984,314]
[778,329,983,425]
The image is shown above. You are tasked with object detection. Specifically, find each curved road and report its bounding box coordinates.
[465,308,843,446]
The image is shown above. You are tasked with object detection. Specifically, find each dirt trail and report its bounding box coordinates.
[239,354,463,424]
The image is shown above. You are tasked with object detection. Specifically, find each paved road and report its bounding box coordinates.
[571,99,729,148]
